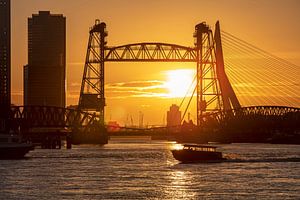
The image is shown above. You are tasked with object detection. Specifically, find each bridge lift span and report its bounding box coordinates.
[78,20,241,126]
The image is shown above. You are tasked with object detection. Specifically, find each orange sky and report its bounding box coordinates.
[10,0,300,125]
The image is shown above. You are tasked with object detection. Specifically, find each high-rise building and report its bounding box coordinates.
[0,0,11,117]
[24,11,66,107]
[167,104,181,128]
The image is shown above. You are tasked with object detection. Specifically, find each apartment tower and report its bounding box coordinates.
[24,11,66,107]
[0,0,10,132]
[0,0,10,116]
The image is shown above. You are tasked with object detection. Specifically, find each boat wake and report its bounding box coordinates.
[223,157,300,163]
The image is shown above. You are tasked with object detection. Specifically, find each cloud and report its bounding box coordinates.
[67,80,173,99]
[107,80,164,89]
[106,80,169,98]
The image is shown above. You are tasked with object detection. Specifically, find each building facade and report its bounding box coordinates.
[0,0,10,116]
[0,0,10,132]
[24,11,66,107]
[167,104,181,128]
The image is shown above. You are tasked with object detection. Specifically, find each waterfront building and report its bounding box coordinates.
[24,11,66,107]
[0,0,11,116]
[167,104,181,128]
[0,0,10,132]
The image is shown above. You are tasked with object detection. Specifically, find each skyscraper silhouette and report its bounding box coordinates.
[167,104,181,128]
[24,11,66,107]
[0,0,10,116]
[0,0,10,133]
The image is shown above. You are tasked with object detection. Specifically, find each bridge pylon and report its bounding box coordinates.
[194,22,222,126]
[194,22,241,126]
[214,21,241,112]
[78,20,107,125]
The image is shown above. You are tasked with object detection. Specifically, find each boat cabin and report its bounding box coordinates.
[183,144,217,152]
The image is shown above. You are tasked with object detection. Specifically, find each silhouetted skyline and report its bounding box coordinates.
[7,0,300,125]
[0,0,10,119]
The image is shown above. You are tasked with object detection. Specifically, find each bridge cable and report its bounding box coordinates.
[223,46,299,107]
[222,31,300,82]
[181,84,197,124]
[222,40,300,98]
[221,33,300,107]
[222,30,300,71]
[179,74,197,110]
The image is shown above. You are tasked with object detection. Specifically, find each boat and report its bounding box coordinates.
[0,134,34,159]
[171,144,225,163]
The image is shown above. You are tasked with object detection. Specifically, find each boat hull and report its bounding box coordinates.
[0,145,34,159]
[171,149,224,163]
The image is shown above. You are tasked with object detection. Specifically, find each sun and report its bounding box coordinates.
[164,69,195,98]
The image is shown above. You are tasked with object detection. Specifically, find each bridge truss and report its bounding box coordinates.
[4,21,299,142]
[212,106,300,123]
[105,43,196,62]
[78,20,241,126]
[9,106,98,134]
[206,106,300,142]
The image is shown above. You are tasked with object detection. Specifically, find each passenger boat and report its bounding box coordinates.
[0,134,34,159]
[171,144,224,163]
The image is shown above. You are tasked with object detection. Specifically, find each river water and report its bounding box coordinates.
[0,141,299,199]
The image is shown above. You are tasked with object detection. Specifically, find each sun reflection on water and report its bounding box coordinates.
[165,170,196,199]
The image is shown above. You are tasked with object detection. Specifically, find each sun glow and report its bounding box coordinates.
[164,69,195,98]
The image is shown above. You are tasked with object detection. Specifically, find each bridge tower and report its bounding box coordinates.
[78,20,107,125]
[214,21,241,112]
[194,22,222,126]
[194,22,240,126]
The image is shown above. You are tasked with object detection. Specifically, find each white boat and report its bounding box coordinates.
[0,134,34,159]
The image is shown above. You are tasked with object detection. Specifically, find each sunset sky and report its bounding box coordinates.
[10,0,300,125]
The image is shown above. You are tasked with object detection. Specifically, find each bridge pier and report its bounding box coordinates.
[66,135,72,149]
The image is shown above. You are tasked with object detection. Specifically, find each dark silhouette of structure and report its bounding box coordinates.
[79,20,241,127]
[2,18,298,144]
[77,20,299,143]
[78,20,107,125]
[167,104,181,131]
[24,11,66,108]
[0,0,10,133]
[194,22,241,125]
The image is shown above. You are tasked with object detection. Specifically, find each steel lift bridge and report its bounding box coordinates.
[2,20,299,144]
[79,20,244,128]
[6,20,297,145]
[78,20,300,139]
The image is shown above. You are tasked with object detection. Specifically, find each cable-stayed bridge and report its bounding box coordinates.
[222,31,299,108]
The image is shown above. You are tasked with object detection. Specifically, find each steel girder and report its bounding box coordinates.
[105,43,196,62]
[9,106,98,133]
[208,106,300,124]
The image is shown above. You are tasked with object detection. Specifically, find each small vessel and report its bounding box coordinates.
[0,134,34,159]
[171,144,224,163]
